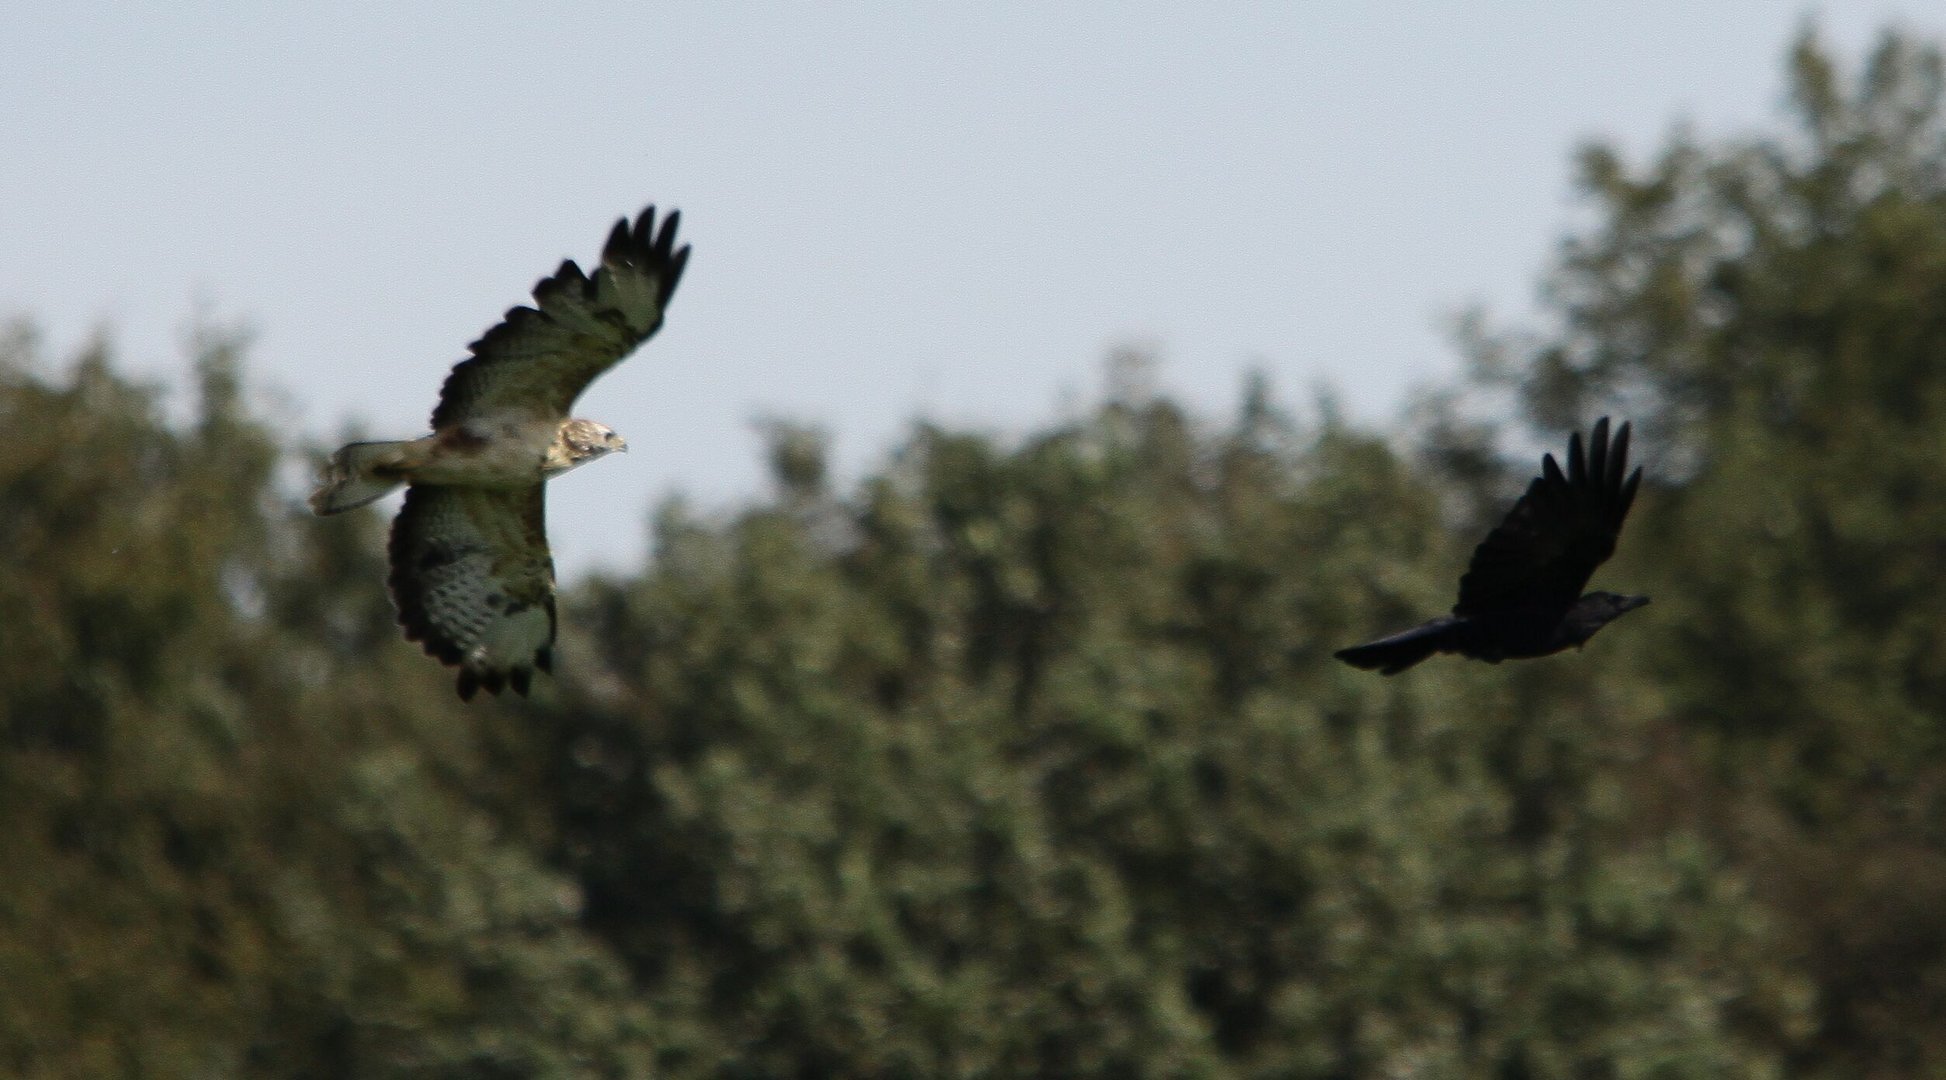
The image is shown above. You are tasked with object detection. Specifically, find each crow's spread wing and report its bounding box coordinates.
[429,206,689,428]
[1454,417,1641,617]
[388,484,556,700]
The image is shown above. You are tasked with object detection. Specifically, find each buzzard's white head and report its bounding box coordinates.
[551,418,628,474]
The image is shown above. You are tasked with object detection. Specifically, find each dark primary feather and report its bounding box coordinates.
[1454,416,1641,618]
[388,485,557,700]
[429,206,690,429]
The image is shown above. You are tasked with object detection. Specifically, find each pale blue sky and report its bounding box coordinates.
[3,4,1936,577]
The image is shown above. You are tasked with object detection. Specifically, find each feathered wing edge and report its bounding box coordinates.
[1453,416,1642,617]
[1561,416,1643,542]
[429,206,692,429]
[387,486,558,701]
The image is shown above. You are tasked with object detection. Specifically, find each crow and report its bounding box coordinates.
[1336,417,1646,675]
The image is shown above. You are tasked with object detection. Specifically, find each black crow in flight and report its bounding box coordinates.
[1336,417,1646,675]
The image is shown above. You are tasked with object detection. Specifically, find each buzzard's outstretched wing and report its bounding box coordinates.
[388,485,557,700]
[1454,417,1641,618]
[430,206,689,428]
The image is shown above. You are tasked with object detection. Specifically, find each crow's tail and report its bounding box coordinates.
[1334,617,1462,675]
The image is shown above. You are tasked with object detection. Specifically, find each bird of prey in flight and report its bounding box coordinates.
[1336,417,1646,675]
[310,206,690,700]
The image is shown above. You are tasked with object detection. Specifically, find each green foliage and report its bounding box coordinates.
[536,387,1802,1079]
[0,326,656,1077]
[2,25,1943,1078]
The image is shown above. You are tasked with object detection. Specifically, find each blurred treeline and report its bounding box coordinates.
[5,30,1946,1079]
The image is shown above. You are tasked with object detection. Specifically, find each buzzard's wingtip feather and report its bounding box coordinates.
[665,245,691,300]
[603,218,632,260]
[656,209,682,253]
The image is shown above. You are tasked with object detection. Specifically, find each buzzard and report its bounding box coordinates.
[310,206,690,700]
[1335,417,1647,675]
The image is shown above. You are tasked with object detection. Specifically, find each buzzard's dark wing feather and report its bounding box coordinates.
[1453,417,1641,617]
[429,206,689,429]
[388,485,557,700]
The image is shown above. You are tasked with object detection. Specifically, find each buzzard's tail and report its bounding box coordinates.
[1334,617,1462,675]
[310,440,414,515]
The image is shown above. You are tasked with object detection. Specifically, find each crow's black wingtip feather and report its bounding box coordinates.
[1541,453,1565,486]
[1608,421,1633,482]
[1619,465,1644,516]
[1589,419,1611,482]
